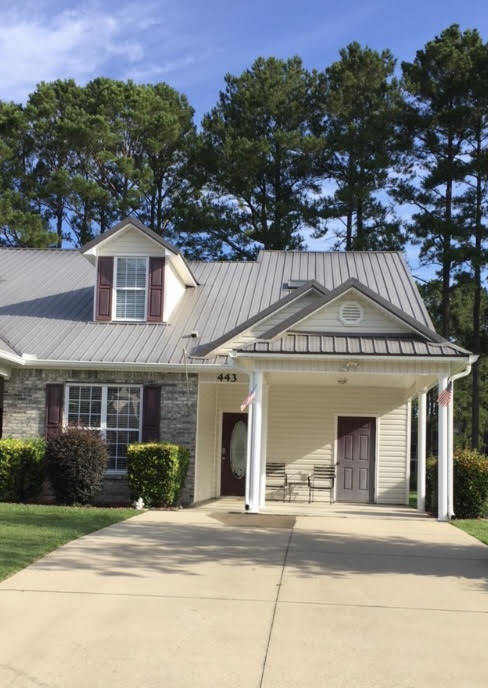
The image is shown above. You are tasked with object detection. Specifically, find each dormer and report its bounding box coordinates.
[81,217,197,323]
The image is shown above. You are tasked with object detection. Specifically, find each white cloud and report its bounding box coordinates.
[0,2,195,101]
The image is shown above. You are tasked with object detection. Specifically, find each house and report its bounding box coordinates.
[0,218,476,520]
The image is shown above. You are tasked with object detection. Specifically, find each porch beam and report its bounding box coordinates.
[417,391,427,512]
[437,375,449,521]
[245,371,264,513]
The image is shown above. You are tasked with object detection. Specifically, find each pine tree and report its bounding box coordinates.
[314,42,404,250]
[198,56,324,258]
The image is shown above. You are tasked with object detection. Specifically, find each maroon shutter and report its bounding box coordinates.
[45,384,64,437]
[96,256,114,321]
[142,385,161,442]
[147,257,164,322]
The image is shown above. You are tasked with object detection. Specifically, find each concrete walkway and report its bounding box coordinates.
[1,506,487,687]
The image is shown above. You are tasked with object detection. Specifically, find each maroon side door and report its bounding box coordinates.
[220,413,248,496]
[336,417,376,503]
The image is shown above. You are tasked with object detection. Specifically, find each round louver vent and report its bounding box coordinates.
[339,301,363,325]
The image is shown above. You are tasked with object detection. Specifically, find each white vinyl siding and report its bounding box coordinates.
[195,378,409,505]
[97,226,165,257]
[294,292,411,334]
[65,384,142,472]
[216,293,320,355]
[164,261,186,321]
[114,257,148,321]
[266,385,408,504]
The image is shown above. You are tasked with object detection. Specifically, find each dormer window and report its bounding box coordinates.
[85,217,197,323]
[114,257,148,321]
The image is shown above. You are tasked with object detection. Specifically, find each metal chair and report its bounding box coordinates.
[266,462,288,501]
[308,464,336,504]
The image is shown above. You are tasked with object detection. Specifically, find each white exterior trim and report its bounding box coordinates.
[405,399,412,506]
[417,391,427,512]
[437,375,449,521]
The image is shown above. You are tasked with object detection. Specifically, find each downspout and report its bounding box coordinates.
[447,355,478,517]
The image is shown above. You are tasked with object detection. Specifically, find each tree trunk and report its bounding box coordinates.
[346,208,353,251]
[356,198,364,249]
[56,200,63,248]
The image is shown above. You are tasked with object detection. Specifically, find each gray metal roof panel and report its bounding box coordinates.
[236,333,469,357]
[0,247,463,366]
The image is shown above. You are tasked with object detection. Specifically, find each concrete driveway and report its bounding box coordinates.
[1,506,487,687]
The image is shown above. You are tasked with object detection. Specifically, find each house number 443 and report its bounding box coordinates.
[217,373,238,382]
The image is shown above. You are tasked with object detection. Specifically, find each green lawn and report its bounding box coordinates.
[451,519,488,546]
[409,491,417,509]
[0,503,136,581]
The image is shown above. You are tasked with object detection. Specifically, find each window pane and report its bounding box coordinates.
[116,258,146,288]
[67,386,102,429]
[115,289,145,320]
[106,430,139,471]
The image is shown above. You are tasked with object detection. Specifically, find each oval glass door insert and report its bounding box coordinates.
[229,420,247,479]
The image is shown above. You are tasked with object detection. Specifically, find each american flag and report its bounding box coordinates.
[240,387,256,412]
[437,381,452,407]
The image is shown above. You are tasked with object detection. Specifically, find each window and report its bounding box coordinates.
[114,257,147,321]
[66,384,142,471]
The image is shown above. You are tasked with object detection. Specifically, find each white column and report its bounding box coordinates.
[244,376,253,510]
[437,376,449,521]
[259,383,268,508]
[246,371,264,513]
[417,391,427,513]
[447,382,454,518]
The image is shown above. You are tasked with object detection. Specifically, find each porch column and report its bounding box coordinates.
[437,375,449,521]
[259,382,269,508]
[447,381,454,518]
[417,391,427,513]
[245,371,264,513]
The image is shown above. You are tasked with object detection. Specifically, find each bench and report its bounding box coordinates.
[308,465,336,504]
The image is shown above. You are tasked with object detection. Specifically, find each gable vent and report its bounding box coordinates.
[339,301,363,325]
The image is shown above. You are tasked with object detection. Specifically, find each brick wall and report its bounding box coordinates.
[1,368,198,505]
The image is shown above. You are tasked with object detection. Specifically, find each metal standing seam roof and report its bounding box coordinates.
[0,246,466,366]
[236,333,470,358]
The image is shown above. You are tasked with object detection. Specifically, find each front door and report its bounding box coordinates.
[220,413,248,496]
[336,417,375,503]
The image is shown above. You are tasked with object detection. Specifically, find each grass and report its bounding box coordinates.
[0,503,136,581]
[451,519,488,546]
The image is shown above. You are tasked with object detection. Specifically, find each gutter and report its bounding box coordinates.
[446,354,478,518]
[0,353,233,374]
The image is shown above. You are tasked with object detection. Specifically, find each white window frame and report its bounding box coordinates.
[112,256,149,322]
[64,383,143,473]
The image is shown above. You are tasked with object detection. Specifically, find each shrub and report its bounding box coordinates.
[424,450,488,519]
[127,443,189,507]
[425,456,438,516]
[453,449,488,519]
[46,428,108,504]
[0,438,46,502]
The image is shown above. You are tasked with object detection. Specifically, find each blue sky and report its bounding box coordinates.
[2,0,487,276]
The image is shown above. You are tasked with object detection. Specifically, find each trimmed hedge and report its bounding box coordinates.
[0,438,46,502]
[425,449,488,519]
[127,443,189,507]
[453,449,488,519]
[46,428,108,504]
